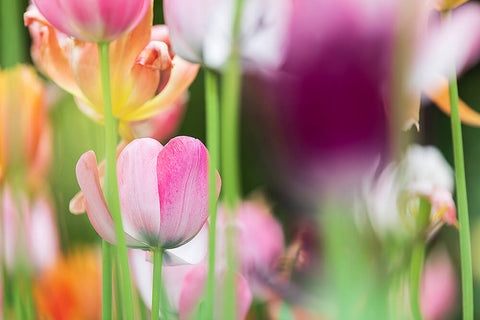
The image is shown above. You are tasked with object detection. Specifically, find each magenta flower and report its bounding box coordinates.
[32,0,150,42]
[75,137,219,253]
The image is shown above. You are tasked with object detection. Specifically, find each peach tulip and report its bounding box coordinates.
[25,3,199,139]
[0,66,52,188]
[32,0,150,42]
[75,137,219,253]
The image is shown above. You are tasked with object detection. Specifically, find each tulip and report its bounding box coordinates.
[1,185,59,273]
[361,145,456,240]
[420,249,457,320]
[250,0,480,201]
[75,137,219,254]
[217,200,285,299]
[25,4,199,138]
[32,0,150,42]
[163,0,291,69]
[179,264,252,320]
[0,65,52,189]
[33,249,102,320]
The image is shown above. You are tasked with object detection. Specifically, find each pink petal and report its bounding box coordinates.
[26,195,59,272]
[129,248,195,314]
[178,265,253,320]
[411,2,480,92]
[117,138,163,243]
[33,0,150,42]
[156,136,210,248]
[76,151,142,247]
[421,249,457,320]
[163,223,209,265]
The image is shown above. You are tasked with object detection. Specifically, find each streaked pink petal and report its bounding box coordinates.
[156,136,209,248]
[117,138,163,242]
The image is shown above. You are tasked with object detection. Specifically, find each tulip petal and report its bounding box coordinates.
[178,265,252,320]
[117,138,163,243]
[156,136,209,248]
[423,75,480,127]
[163,223,208,265]
[410,2,480,91]
[76,151,143,247]
[24,6,84,99]
[123,57,199,122]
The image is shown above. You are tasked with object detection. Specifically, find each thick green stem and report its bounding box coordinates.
[102,241,113,320]
[221,0,245,318]
[98,42,134,320]
[151,249,164,320]
[409,242,425,320]
[205,69,220,320]
[444,12,474,320]
[0,0,24,67]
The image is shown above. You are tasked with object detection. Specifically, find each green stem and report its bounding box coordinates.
[0,0,24,67]
[102,241,113,320]
[205,69,220,320]
[409,242,425,320]
[444,12,474,320]
[98,42,135,320]
[151,249,164,320]
[220,0,245,318]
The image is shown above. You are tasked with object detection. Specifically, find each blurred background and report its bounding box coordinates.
[2,0,480,319]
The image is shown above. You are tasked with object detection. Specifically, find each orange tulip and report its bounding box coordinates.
[33,249,102,320]
[25,2,199,140]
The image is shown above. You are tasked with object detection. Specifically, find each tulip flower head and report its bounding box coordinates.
[163,0,291,69]
[75,137,218,253]
[32,0,150,42]
[217,200,285,299]
[34,249,102,320]
[1,185,59,273]
[0,66,52,188]
[25,4,199,138]
[361,145,456,240]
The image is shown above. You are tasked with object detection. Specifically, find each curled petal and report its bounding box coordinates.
[123,57,199,122]
[136,41,173,70]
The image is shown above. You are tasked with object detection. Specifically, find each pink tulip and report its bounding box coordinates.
[75,136,219,251]
[420,249,457,320]
[163,0,291,69]
[217,200,285,299]
[1,185,59,273]
[179,265,252,320]
[32,0,150,42]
